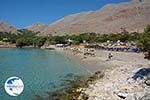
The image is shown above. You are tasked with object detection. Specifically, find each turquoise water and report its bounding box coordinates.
[0,48,89,100]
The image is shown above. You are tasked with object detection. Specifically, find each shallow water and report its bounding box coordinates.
[0,48,89,100]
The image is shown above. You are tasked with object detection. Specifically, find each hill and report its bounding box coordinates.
[0,22,18,34]
[40,0,150,35]
[26,22,47,33]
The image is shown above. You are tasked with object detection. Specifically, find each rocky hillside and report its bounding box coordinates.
[40,0,150,35]
[26,22,47,33]
[0,21,46,34]
[0,22,18,34]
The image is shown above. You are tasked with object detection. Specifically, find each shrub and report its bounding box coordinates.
[137,25,150,59]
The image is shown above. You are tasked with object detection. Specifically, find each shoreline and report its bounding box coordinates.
[57,46,148,73]
[0,46,150,99]
[0,45,148,72]
[53,46,150,99]
[1,45,148,73]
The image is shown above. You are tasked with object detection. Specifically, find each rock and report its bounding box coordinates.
[125,94,136,100]
[140,93,150,100]
[145,78,150,86]
[117,93,128,99]
[41,0,150,36]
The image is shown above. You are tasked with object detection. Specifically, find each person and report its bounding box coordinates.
[108,53,113,60]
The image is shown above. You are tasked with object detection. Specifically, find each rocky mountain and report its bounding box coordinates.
[40,0,150,35]
[26,22,47,33]
[0,22,18,34]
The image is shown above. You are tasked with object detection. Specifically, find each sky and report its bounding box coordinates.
[0,0,129,28]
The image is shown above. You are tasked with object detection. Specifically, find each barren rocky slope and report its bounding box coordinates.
[40,0,150,35]
[0,22,18,34]
[26,22,47,33]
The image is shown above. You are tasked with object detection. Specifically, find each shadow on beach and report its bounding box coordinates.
[132,68,150,80]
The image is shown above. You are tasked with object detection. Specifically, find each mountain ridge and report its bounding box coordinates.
[25,22,47,33]
[0,22,18,34]
[0,0,149,35]
[40,0,150,35]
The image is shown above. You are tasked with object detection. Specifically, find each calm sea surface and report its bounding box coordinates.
[0,48,89,100]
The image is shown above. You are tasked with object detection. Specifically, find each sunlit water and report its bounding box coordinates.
[0,48,89,100]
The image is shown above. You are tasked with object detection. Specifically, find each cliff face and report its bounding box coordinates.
[40,0,150,35]
[0,22,18,34]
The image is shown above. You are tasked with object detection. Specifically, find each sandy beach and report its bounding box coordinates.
[0,41,16,48]
[63,47,149,73]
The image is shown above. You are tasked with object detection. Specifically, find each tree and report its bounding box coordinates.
[53,36,66,44]
[34,37,46,47]
[137,25,150,59]
[16,37,33,47]
[119,29,130,42]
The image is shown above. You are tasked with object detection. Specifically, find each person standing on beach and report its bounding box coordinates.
[108,53,113,60]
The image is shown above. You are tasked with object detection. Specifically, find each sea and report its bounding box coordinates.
[0,48,89,100]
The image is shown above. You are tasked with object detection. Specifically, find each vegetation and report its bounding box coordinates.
[34,71,104,100]
[0,29,140,48]
[15,36,46,48]
[0,26,150,60]
[46,31,140,45]
[0,32,46,48]
[137,25,150,59]
[17,29,38,35]
[0,32,19,43]
[0,31,140,48]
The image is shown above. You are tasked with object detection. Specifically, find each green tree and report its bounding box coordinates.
[34,37,46,47]
[119,30,130,42]
[137,25,150,59]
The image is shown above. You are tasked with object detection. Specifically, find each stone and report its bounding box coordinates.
[117,93,128,99]
[125,94,136,100]
[145,79,150,86]
[140,93,150,100]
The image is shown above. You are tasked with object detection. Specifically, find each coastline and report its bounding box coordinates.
[0,42,16,48]
[53,46,150,100]
[1,45,150,99]
[41,45,150,74]
[0,44,149,74]
[57,46,148,73]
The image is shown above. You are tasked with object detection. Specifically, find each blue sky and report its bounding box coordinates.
[0,0,129,28]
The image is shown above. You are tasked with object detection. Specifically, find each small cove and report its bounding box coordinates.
[0,48,89,100]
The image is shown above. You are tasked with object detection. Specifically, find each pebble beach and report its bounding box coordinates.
[62,46,150,100]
